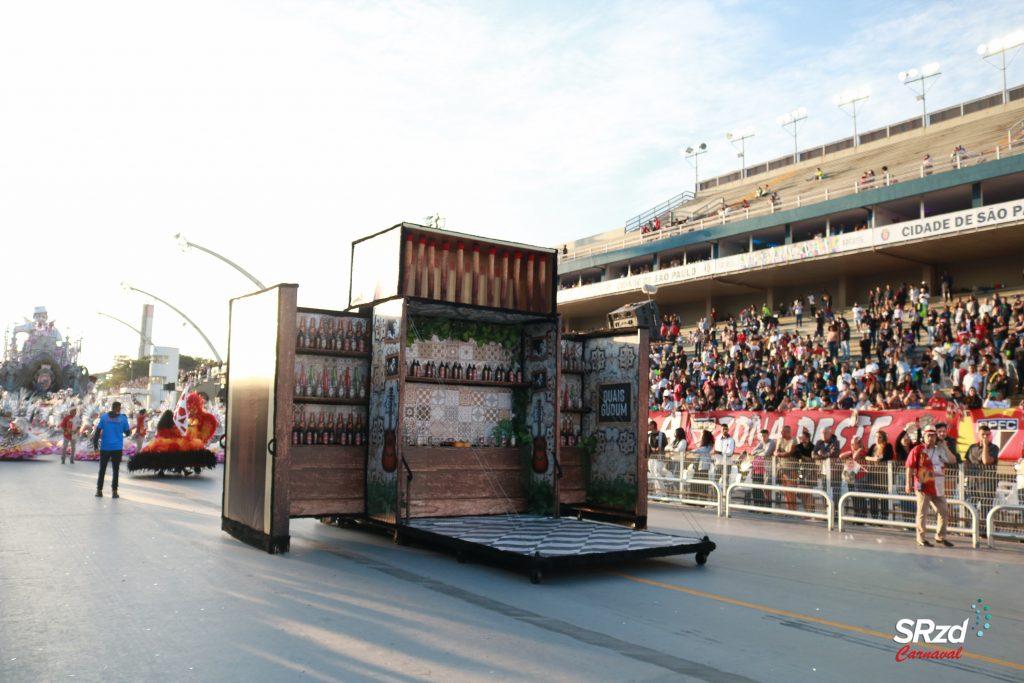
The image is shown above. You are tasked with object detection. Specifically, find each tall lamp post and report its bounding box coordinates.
[681,143,707,195]
[96,312,156,351]
[725,128,755,179]
[175,233,265,290]
[833,87,870,146]
[121,282,223,364]
[776,108,808,164]
[978,30,1024,105]
[898,63,941,128]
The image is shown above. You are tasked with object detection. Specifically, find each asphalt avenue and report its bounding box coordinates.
[2,460,1022,682]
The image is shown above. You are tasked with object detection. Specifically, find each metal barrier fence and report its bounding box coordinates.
[647,455,722,512]
[986,505,1024,548]
[725,482,834,529]
[647,455,1024,546]
[837,492,979,548]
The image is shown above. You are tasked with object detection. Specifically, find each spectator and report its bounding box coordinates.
[840,435,870,517]
[905,425,956,548]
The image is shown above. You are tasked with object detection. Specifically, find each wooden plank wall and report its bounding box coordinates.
[289,445,365,517]
[558,446,586,504]
[403,447,526,518]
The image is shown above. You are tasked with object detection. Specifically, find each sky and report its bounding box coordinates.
[2,0,1023,373]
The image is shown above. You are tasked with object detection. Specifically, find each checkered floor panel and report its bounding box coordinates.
[407,515,700,557]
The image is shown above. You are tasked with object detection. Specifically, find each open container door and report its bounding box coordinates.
[222,285,297,553]
[566,327,649,528]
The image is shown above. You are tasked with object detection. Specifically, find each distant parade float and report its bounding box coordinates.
[2,307,91,396]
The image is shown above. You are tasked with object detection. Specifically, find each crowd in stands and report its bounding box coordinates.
[648,277,1024,414]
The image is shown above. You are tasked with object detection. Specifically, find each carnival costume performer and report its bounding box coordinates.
[128,391,217,475]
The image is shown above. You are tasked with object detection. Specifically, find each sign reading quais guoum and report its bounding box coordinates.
[598,383,631,423]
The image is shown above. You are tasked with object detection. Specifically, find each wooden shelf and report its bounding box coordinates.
[295,348,369,359]
[293,396,368,406]
[404,376,529,389]
[560,407,590,414]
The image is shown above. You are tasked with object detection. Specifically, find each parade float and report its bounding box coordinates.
[2,307,91,396]
[221,223,714,582]
[128,389,219,475]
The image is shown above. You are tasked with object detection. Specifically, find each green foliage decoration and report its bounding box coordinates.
[406,317,521,357]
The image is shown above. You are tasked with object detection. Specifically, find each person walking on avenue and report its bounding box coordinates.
[59,407,77,464]
[905,424,957,547]
[134,408,148,454]
[965,424,1000,530]
[93,401,131,498]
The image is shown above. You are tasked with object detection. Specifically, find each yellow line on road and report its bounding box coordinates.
[610,572,1024,672]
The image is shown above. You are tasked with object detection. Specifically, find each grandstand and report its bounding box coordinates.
[555,88,1024,334]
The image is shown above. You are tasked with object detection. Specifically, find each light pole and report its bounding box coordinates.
[833,87,870,146]
[121,282,223,363]
[898,63,941,128]
[776,108,808,164]
[175,233,265,290]
[681,143,707,194]
[726,128,755,179]
[978,29,1024,105]
[96,312,156,351]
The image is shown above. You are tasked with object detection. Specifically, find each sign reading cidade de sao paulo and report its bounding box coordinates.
[875,197,1024,246]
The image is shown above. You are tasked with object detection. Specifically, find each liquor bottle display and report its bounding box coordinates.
[291,406,367,447]
[296,313,370,353]
[293,359,369,400]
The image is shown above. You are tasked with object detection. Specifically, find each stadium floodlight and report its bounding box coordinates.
[776,107,808,164]
[898,63,941,127]
[833,86,870,147]
[725,129,755,179]
[978,29,1024,105]
[681,142,708,195]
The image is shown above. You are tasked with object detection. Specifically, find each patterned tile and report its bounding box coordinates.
[430,389,446,406]
[415,405,431,421]
[458,406,474,422]
[484,393,499,408]
[443,405,458,421]
[496,393,511,410]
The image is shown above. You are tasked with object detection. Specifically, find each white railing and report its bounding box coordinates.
[558,141,1024,266]
[986,505,1024,548]
[725,482,834,529]
[837,492,979,548]
[648,474,723,513]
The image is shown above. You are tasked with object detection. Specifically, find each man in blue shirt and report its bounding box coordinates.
[93,401,131,498]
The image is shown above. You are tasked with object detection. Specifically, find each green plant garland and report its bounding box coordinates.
[406,317,521,356]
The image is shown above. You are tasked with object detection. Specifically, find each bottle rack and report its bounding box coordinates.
[291,404,367,447]
[296,312,371,354]
[293,310,370,441]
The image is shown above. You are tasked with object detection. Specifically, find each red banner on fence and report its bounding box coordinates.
[650,408,1022,461]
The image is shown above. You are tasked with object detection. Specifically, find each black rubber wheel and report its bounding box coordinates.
[529,568,543,584]
[695,552,708,566]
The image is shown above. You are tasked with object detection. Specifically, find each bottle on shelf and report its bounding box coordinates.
[297,316,306,351]
[355,414,364,446]
[324,413,335,445]
[292,409,304,445]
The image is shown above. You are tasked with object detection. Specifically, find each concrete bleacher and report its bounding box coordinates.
[667,99,1024,225]
[560,98,1024,262]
